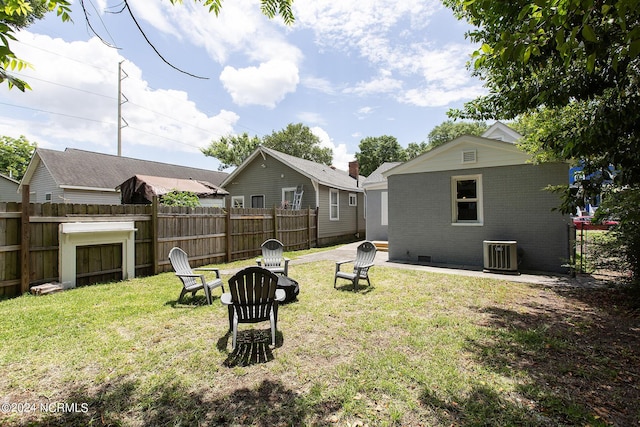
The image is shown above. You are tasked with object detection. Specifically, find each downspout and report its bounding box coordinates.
[312,179,320,238]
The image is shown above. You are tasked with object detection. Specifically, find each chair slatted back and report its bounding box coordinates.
[353,241,377,275]
[261,239,285,269]
[228,267,279,323]
[168,247,197,288]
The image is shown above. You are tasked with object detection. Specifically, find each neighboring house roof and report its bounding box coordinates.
[361,162,402,190]
[1,173,20,185]
[481,121,523,142]
[20,148,228,193]
[221,146,362,192]
[117,174,229,204]
[383,133,532,178]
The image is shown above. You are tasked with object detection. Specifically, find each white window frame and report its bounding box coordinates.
[348,193,357,206]
[451,174,483,226]
[231,196,244,208]
[329,189,339,221]
[381,191,388,226]
[45,192,52,202]
[281,187,297,209]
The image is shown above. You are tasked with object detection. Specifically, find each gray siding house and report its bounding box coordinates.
[383,123,571,274]
[221,146,365,246]
[20,148,228,205]
[0,173,21,202]
[362,162,401,242]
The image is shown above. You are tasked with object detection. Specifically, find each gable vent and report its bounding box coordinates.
[462,150,477,164]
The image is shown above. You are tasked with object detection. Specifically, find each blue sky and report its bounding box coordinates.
[0,0,485,172]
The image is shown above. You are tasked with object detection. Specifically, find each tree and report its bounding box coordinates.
[355,136,406,177]
[161,190,200,207]
[168,0,293,24]
[262,123,332,165]
[202,123,332,170]
[1,0,71,91]
[427,120,488,149]
[444,0,639,187]
[1,0,294,90]
[0,135,37,180]
[201,133,261,171]
[405,142,429,160]
[443,0,640,289]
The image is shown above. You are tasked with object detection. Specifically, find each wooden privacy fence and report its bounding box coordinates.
[0,193,317,298]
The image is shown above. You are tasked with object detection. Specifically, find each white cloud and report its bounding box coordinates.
[344,76,403,96]
[132,0,303,108]
[127,1,180,39]
[297,112,326,125]
[5,31,239,157]
[354,106,376,120]
[399,85,486,107]
[311,126,353,171]
[293,0,482,108]
[220,60,299,107]
[301,76,335,94]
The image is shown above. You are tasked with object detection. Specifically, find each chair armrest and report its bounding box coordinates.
[275,289,286,302]
[194,267,221,279]
[176,272,206,281]
[176,273,207,288]
[220,293,232,306]
[355,262,374,269]
[335,259,354,266]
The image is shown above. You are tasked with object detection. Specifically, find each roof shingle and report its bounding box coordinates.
[33,148,227,190]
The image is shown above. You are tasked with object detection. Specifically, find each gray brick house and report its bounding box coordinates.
[383,122,571,274]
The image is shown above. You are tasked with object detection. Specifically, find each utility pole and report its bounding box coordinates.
[117,61,129,156]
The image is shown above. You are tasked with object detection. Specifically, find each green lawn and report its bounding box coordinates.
[0,252,638,426]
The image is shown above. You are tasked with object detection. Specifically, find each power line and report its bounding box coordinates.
[1,101,206,150]
[12,39,262,135]
[9,43,266,138]
[0,101,117,125]
[11,73,116,99]
[8,70,226,138]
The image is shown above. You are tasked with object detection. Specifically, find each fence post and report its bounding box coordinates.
[308,208,312,249]
[273,206,279,241]
[226,198,232,263]
[152,196,159,275]
[21,185,30,294]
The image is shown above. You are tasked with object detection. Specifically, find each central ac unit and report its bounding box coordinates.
[483,240,518,273]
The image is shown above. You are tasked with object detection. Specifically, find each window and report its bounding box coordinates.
[349,193,357,206]
[45,192,52,202]
[251,195,265,208]
[381,191,388,226]
[231,196,244,208]
[330,189,339,221]
[282,187,296,209]
[452,175,483,225]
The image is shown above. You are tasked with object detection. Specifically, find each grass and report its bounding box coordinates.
[0,248,639,426]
